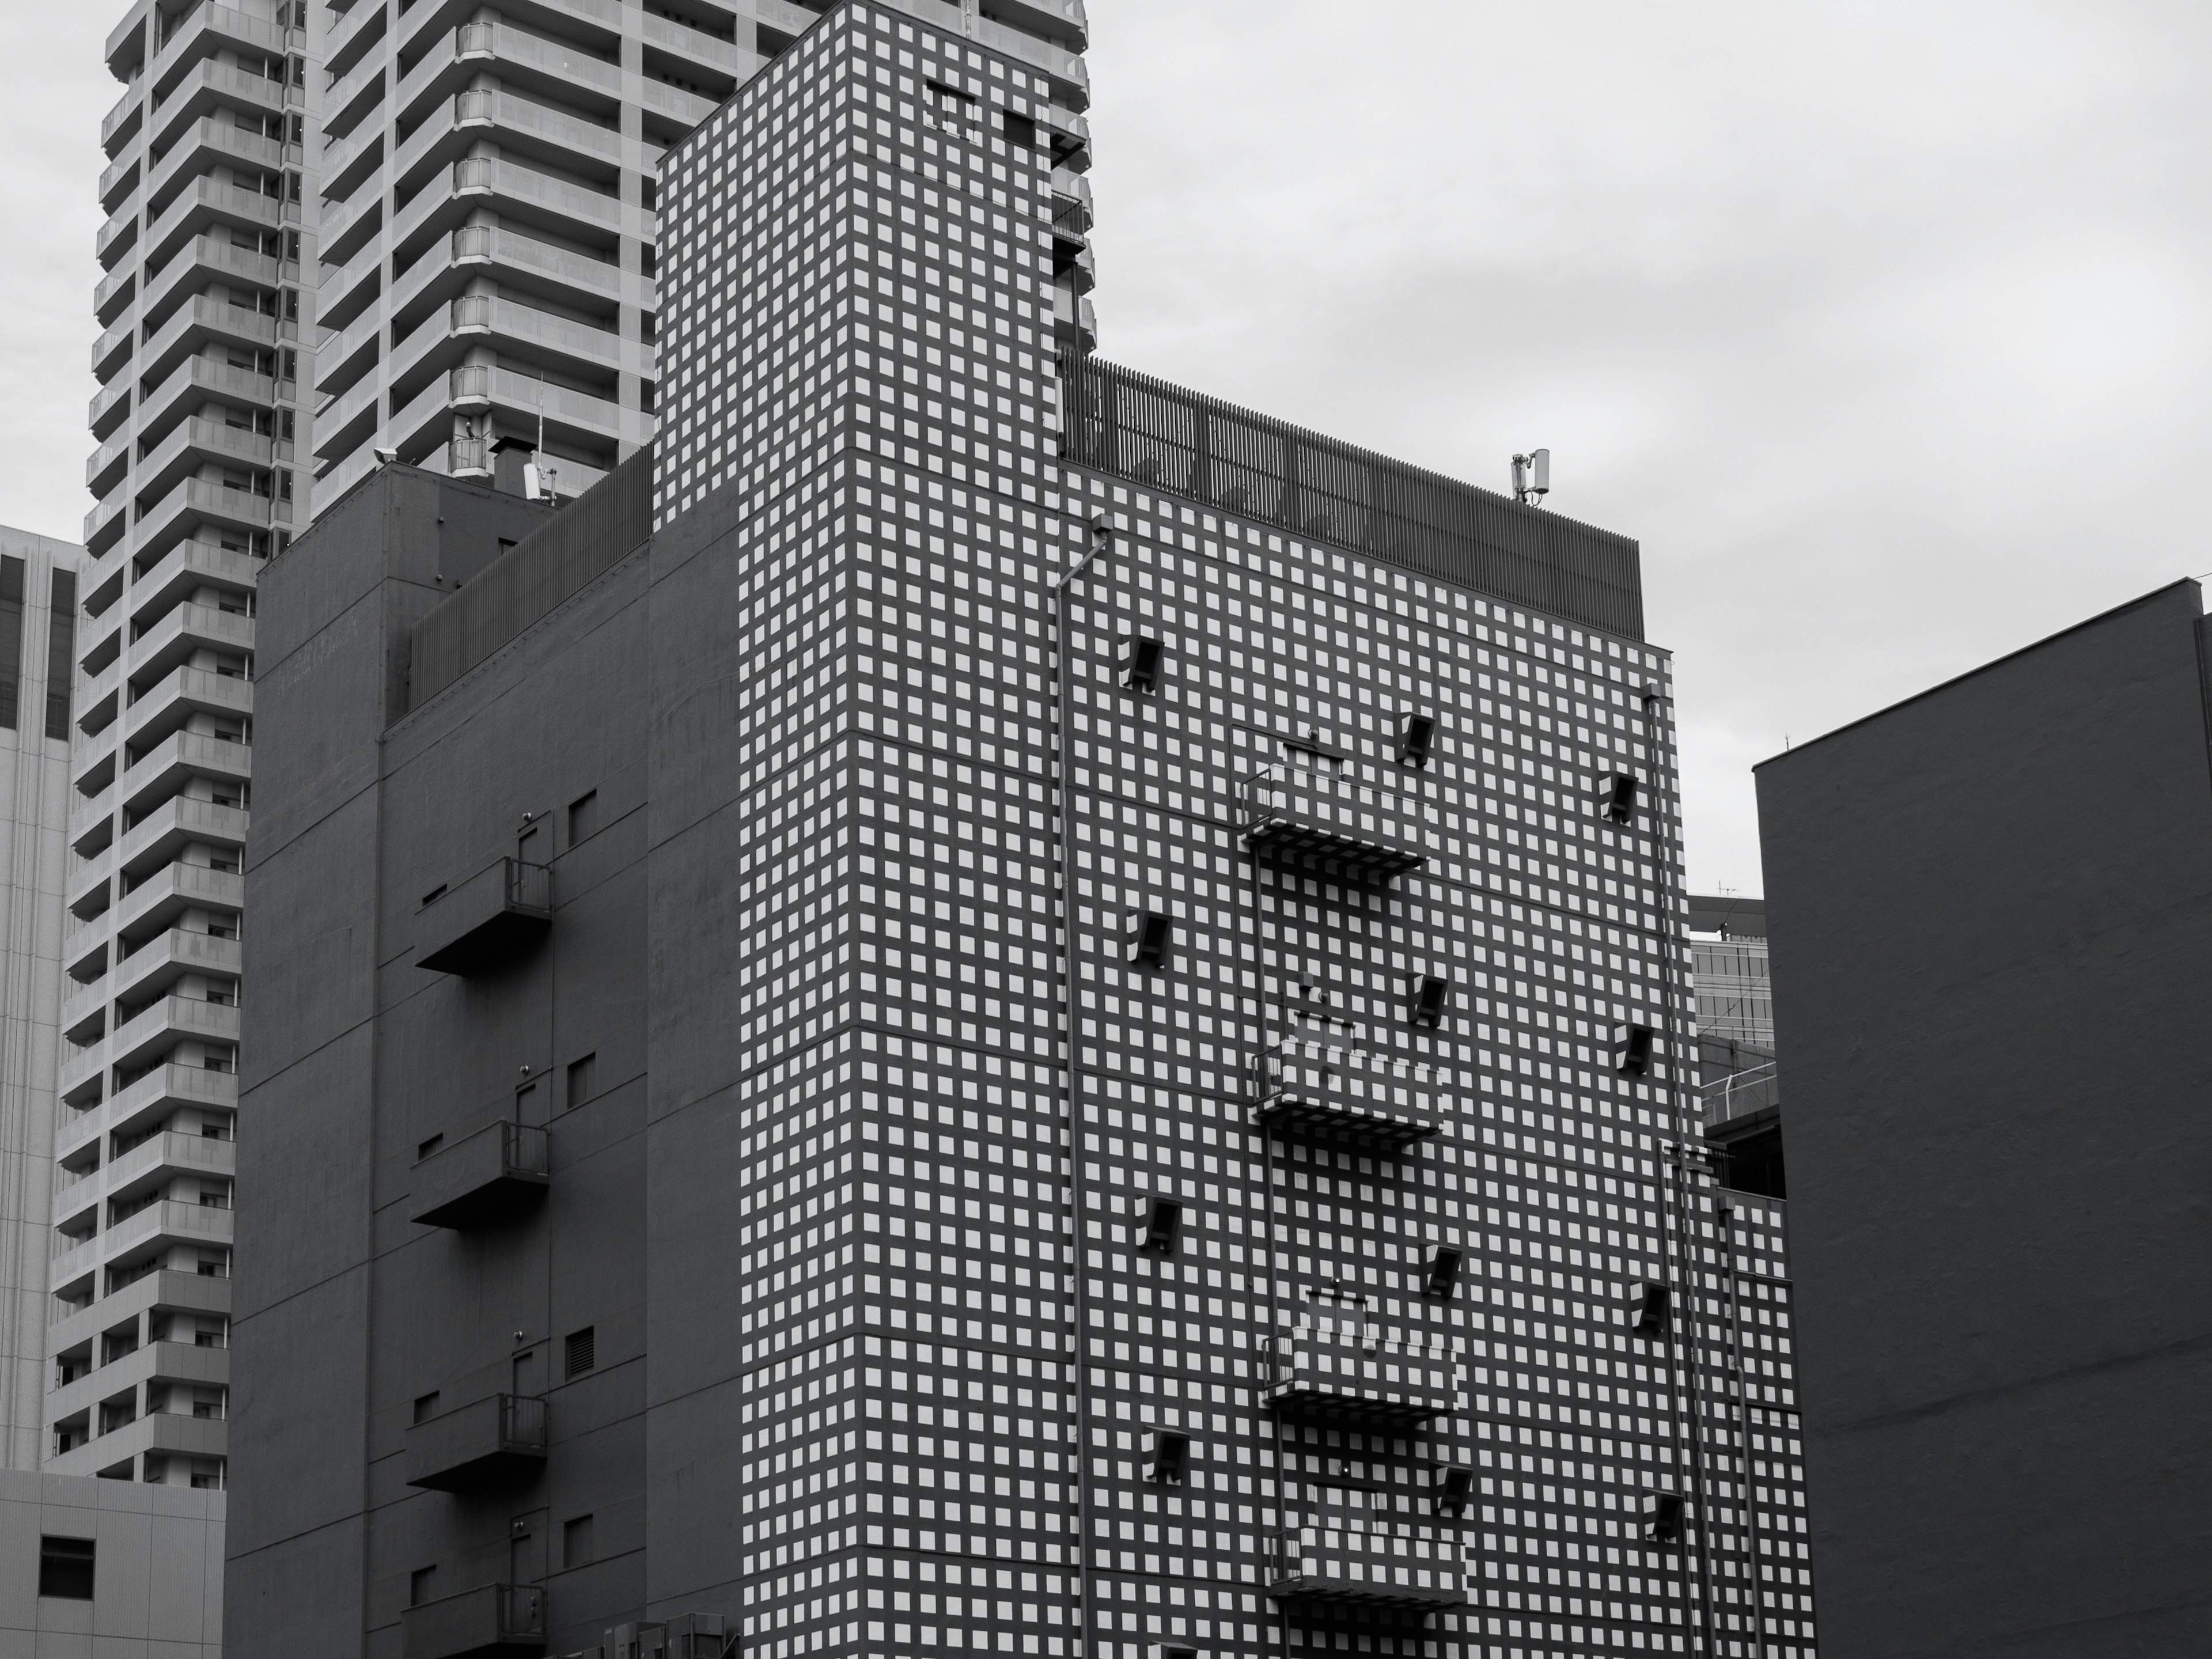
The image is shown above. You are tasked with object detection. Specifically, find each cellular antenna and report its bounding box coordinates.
[1511,448,1551,506]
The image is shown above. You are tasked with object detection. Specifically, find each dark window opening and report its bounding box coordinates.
[565,1327,596,1378]
[38,1536,94,1600]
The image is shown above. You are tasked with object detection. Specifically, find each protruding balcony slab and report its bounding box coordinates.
[404,1393,547,1493]
[1243,775,1427,882]
[417,859,550,974]
[1268,1526,1468,1614]
[400,1583,546,1659]
[1249,1040,1439,1156]
[411,1120,548,1229]
[1261,1332,1461,1430]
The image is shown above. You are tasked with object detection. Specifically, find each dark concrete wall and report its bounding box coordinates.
[232,468,653,1656]
[1756,582,2212,1657]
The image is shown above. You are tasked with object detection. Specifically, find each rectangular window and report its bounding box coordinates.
[562,1514,594,1570]
[408,1565,437,1607]
[0,556,25,730]
[37,1536,93,1600]
[566,1053,597,1110]
[43,570,73,741]
[565,1327,596,1378]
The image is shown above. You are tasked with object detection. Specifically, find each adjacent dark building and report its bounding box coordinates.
[1756,582,2212,1657]
[228,4,1816,1658]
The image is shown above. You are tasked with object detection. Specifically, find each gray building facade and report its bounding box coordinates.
[1756,582,2212,1657]
[230,4,1813,1658]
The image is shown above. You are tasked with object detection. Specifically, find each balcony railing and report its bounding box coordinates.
[400,1582,546,1658]
[416,859,551,975]
[1260,1331,1461,1430]
[1248,1038,1439,1156]
[411,1120,550,1229]
[1267,1525,1469,1613]
[405,1393,548,1493]
[1240,768,1427,883]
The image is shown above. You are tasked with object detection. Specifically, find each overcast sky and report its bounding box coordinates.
[5,2,2207,894]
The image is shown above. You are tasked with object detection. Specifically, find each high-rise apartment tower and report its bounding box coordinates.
[0,528,85,1473]
[230,6,1815,1657]
[77,0,1089,1498]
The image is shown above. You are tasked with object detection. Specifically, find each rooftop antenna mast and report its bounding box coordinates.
[1511,448,1551,507]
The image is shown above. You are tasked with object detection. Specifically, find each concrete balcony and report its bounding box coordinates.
[318,179,384,268]
[120,732,251,821]
[406,1393,548,1492]
[392,224,635,339]
[92,316,136,391]
[1248,1039,1441,1156]
[416,859,550,975]
[393,155,628,271]
[316,232,385,336]
[126,601,256,689]
[401,0,619,59]
[638,8,745,75]
[47,1268,229,1357]
[96,201,141,271]
[132,480,272,569]
[1259,1332,1462,1431]
[1241,770,1429,884]
[1038,101,1090,173]
[139,294,278,397]
[100,1128,236,1215]
[132,414,274,512]
[49,1195,234,1305]
[318,122,388,206]
[151,2,289,96]
[46,1408,228,1481]
[313,304,385,404]
[109,861,245,951]
[128,538,264,632]
[146,113,285,220]
[143,234,283,333]
[67,791,116,869]
[147,58,286,154]
[395,18,623,142]
[46,1339,228,1439]
[323,38,391,139]
[105,996,239,1081]
[84,494,130,561]
[327,0,391,82]
[99,1062,239,1156]
[116,797,249,884]
[101,84,146,155]
[95,261,139,329]
[634,76,716,131]
[410,1120,548,1229]
[137,355,278,450]
[107,927,244,1014]
[99,143,143,217]
[396,86,625,203]
[87,425,135,504]
[400,1584,546,1659]
[443,365,642,457]
[985,0,1088,52]
[149,56,285,152]
[312,373,384,471]
[1266,1525,1469,1614]
[390,294,634,415]
[89,376,135,444]
[143,175,285,274]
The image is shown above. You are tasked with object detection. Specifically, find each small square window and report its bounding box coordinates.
[38,1536,93,1600]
